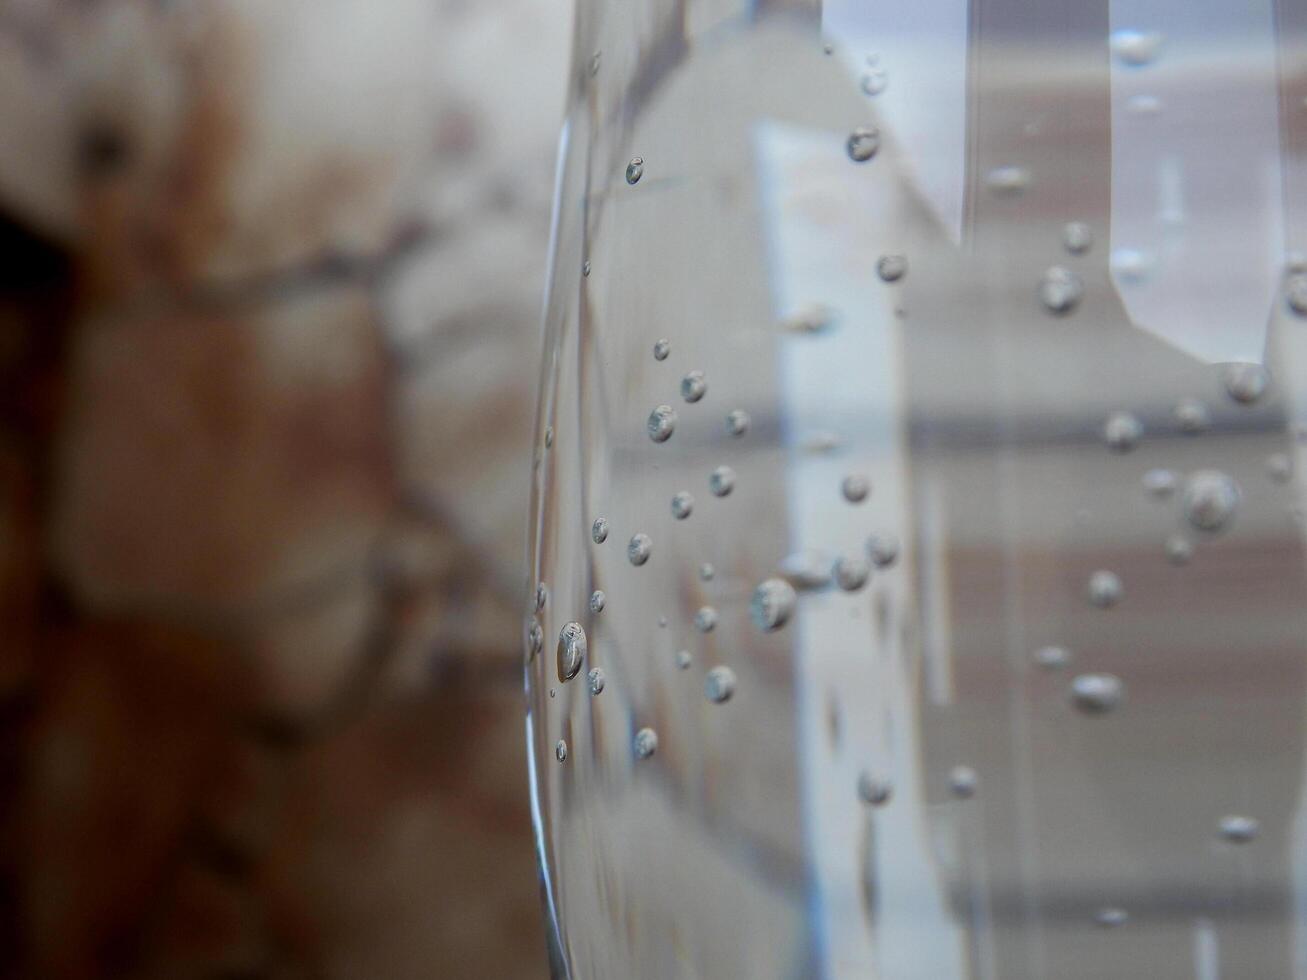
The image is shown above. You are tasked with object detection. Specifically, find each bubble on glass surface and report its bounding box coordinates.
[633,727,658,759]
[1062,221,1093,255]
[780,550,834,591]
[625,156,644,185]
[676,649,693,670]
[781,304,835,335]
[699,562,715,582]
[876,254,908,283]
[948,766,978,799]
[985,165,1031,195]
[544,426,554,448]
[1110,247,1156,283]
[1087,570,1123,608]
[1069,673,1124,714]
[751,578,797,632]
[627,533,652,566]
[726,409,750,437]
[704,666,737,704]
[709,465,736,497]
[582,259,591,277]
[1095,907,1129,929]
[591,517,609,544]
[589,589,606,614]
[846,127,880,162]
[647,405,677,443]
[557,622,587,682]
[555,739,568,763]
[587,666,605,696]
[670,491,694,521]
[867,534,900,569]
[857,772,892,806]
[535,582,548,612]
[1165,534,1193,565]
[1217,814,1260,844]
[1143,468,1177,497]
[1267,451,1292,483]
[860,68,888,96]
[1039,265,1083,314]
[1103,411,1143,452]
[1174,398,1210,434]
[527,620,543,660]
[833,555,870,592]
[653,338,670,361]
[1110,29,1162,66]
[1223,362,1269,405]
[842,474,870,503]
[681,370,707,403]
[1183,470,1240,533]
[1035,645,1071,670]
[1287,273,1307,315]
[694,606,718,633]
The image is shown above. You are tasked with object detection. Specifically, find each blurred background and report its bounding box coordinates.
[0,0,570,975]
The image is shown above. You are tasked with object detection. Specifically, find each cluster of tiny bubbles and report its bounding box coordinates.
[625,156,644,185]
[699,562,716,581]
[676,649,693,670]
[1223,362,1269,405]
[592,517,609,544]
[587,666,605,696]
[704,665,737,704]
[556,739,568,763]
[694,606,719,633]
[726,409,750,437]
[876,254,908,283]
[834,555,871,592]
[1062,221,1093,255]
[1183,470,1239,533]
[582,259,591,277]
[1095,907,1129,929]
[544,426,554,448]
[1069,673,1124,714]
[867,534,900,568]
[1174,397,1210,434]
[1217,814,1260,844]
[627,533,652,566]
[1039,265,1084,314]
[527,620,544,660]
[535,582,548,611]
[589,589,606,613]
[842,474,870,503]
[861,67,888,96]
[846,126,880,162]
[984,165,1031,195]
[670,491,694,520]
[652,338,670,361]
[681,370,707,403]
[647,404,677,443]
[857,772,893,807]
[1087,570,1123,608]
[634,727,659,759]
[1267,451,1292,483]
[1142,467,1177,498]
[781,550,833,590]
[1287,273,1307,315]
[1165,534,1193,565]
[709,465,736,497]
[782,304,835,335]
[1110,28,1162,66]
[948,766,979,799]
[1035,645,1071,670]
[557,622,587,682]
[1103,410,1143,452]
[751,578,797,632]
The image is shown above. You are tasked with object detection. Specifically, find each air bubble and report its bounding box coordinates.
[1035,645,1070,669]
[780,551,834,590]
[1223,362,1269,405]
[857,772,893,806]
[589,590,606,613]
[544,426,554,448]
[1070,673,1124,714]
[1217,814,1260,843]
[699,563,715,581]
[535,582,548,611]
[986,166,1031,195]
[1062,222,1093,255]
[860,68,888,96]
[1288,273,1307,315]
[704,666,737,704]
[582,259,591,277]
[676,649,693,670]
[1110,29,1162,66]
[834,555,870,592]
[782,305,835,335]
[628,533,652,566]
[1087,570,1123,608]
[588,667,605,696]
[647,405,677,443]
[726,409,750,437]
[653,338,670,361]
[669,491,694,520]
[1165,534,1193,565]
[1103,411,1143,452]
[948,766,978,799]
[876,255,908,283]
[681,370,707,403]
[867,534,900,568]
[625,157,644,184]
[589,51,601,76]
[751,578,797,632]
[634,727,658,759]
[709,466,736,497]
[847,127,880,162]
[1267,452,1292,482]
[556,739,568,762]
[557,622,587,682]
[1095,907,1129,929]
[1174,398,1210,434]
[1143,468,1177,497]
[694,606,718,633]
[1040,266,1083,314]
[1183,470,1239,533]
[592,517,610,544]
[527,621,544,660]
[842,474,870,503]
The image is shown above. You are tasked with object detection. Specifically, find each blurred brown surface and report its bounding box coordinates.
[0,0,568,976]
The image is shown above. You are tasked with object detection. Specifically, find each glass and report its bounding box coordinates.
[527,1,1307,976]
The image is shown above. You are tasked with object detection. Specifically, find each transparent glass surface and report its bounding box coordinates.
[526,1,1307,976]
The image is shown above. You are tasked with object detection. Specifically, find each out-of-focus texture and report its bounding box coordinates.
[0,1,569,975]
